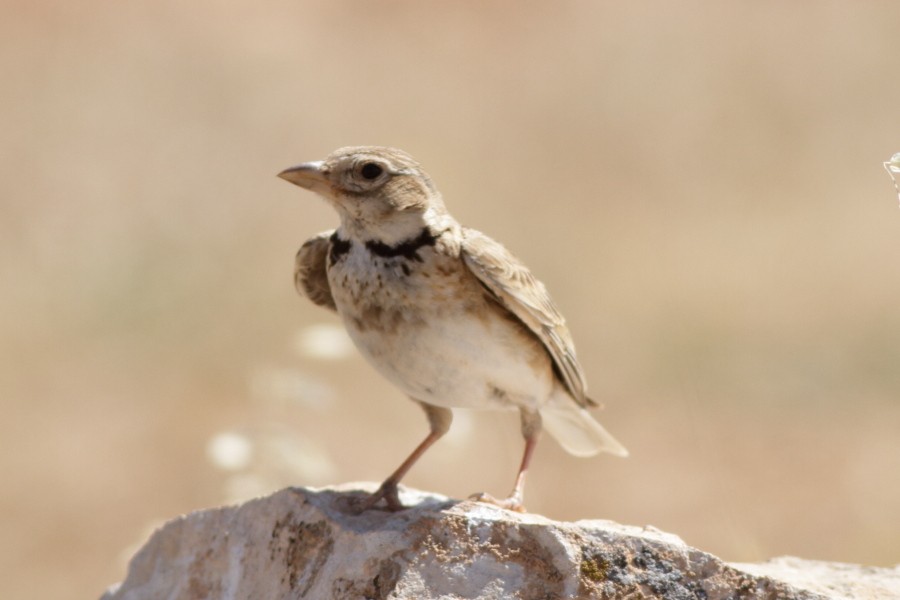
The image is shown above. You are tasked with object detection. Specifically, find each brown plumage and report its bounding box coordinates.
[281,146,626,512]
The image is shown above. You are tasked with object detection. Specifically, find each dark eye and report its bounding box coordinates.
[360,162,383,180]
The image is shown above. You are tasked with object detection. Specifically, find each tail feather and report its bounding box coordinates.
[541,404,628,458]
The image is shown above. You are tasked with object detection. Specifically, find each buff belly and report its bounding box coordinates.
[350,308,553,410]
[328,247,554,410]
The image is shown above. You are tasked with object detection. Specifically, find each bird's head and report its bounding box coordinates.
[279,146,448,243]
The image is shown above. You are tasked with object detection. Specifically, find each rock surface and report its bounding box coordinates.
[102,484,900,600]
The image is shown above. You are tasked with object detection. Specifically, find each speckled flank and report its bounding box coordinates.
[329,232,488,335]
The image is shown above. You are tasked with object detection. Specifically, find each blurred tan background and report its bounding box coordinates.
[2,1,899,597]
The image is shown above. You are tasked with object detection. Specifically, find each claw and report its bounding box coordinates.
[469,491,527,513]
[356,481,406,513]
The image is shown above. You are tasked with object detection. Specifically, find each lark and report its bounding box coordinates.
[279,146,627,512]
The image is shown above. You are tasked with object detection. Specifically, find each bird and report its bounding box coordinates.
[278,146,627,512]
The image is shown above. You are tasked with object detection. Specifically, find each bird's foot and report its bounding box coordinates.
[468,491,527,513]
[353,480,406,513]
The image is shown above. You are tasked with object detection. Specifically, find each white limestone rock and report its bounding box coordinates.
[101,484,900,600]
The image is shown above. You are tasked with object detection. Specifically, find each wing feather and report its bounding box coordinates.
[460,228,595,407]
[294,230,337,311]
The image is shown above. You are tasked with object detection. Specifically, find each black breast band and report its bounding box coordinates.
[365,228,438,263]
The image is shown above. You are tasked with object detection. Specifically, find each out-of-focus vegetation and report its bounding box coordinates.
[1,2,899,598]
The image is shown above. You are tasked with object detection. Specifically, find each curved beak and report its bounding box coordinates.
[277,161,327,190]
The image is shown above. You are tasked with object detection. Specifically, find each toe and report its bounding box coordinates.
[359,481,406,512]
[469,492,527,513]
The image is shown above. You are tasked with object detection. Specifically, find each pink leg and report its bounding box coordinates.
[359,402,452,512]
[471,409,541,512]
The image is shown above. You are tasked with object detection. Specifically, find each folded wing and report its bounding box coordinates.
[294,230,337,311]
[460,228,594,408]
